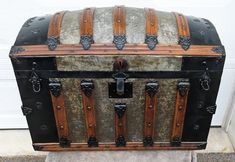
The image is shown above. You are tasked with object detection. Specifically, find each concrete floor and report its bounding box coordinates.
[0,128,234,162]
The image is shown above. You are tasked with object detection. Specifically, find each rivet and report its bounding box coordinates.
[87,106,91,110]
[118,123,123,127]
[117,19,121,23]
[84,19,87,23]
[56,105,61,110]
[178,105,183,111]
[89,123,93,128]
[147,123,152,127]
[149,105,153,109]
[176,123,181,127]
[60,125,64,129]
[151,22,154,26]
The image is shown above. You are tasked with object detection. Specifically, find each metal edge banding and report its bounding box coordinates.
[80,8,95,50]
[171,80,190,146]
[145,8,158,50]
[113,6,127,50]
[32,142,207,151]
[173,12,191,51]
[49,80,70,147]
[47,11,66,51]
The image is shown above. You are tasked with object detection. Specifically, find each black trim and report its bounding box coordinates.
[186,16,221,45]
[14,15,52,46]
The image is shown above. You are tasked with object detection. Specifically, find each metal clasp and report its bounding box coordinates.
[112,72,129,96]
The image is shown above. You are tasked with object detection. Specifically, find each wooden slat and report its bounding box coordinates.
[114,104,127,147]
[113,6,126,50]
[173,12,191,50]
[80,8,95,35]
[113,6,126,35]
[10,44,224,57]
[47,11,66,39]
[49,81,70,147]
[143,82,159,146]
[33,141,206,151]
[80,80,98,147]
[145,8,158,36]
[171,80,190,146]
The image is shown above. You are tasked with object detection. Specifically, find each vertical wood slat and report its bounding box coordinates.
[114,103,127,147]
[47,11,66,51]
[80,80,98,147]
[49,81,70,147]
[113,6,126,50]
[145,8,158,50]
[143,82,159,146]
[79,8,95,50]
[173,12,191,50]
[171,80,190,146]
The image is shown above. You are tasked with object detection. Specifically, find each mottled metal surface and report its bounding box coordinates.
[154,79,179,142]
[93,8,113,43]
[126,7,145,44]
[56,55,182,71]
[60,11,82,44]
[56,78,86,143]
[59,7,178,45]
[52,78,181,143]
[156,11,178,45]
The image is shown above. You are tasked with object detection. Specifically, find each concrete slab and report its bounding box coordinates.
[45,151,192,162]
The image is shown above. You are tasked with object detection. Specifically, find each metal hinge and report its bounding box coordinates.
[49,81,62,97]
[80,80,94,97]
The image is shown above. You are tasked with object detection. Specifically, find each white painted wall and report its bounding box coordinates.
[0,0,234,128]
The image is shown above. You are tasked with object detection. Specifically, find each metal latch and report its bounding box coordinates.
[112,72,129,96]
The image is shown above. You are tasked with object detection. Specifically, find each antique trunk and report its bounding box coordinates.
[10,6,225,151]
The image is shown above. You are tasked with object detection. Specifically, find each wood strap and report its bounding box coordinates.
[80,80,98,147]
[145,8,158,50]
[80,8,95,50]
[49,81,70,147]
[114,103,127,147]
[143,82,159,147]
[47,11,66,51]
[171,80,190,146]
[173,12,191,50]
[113,6,126,50]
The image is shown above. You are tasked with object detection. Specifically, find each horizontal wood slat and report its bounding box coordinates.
[10,44,224,57]
[33,142,206,151]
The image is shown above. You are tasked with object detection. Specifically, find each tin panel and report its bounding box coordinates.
[56,55,182,71]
